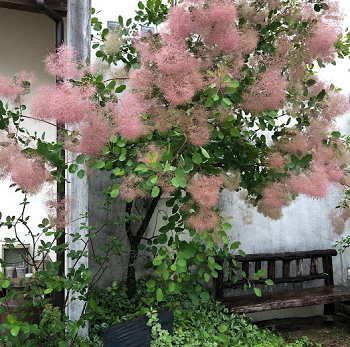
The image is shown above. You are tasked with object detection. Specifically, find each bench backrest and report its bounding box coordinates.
[214,249,337,299]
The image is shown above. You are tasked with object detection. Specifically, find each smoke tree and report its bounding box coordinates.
[1,0,350,303]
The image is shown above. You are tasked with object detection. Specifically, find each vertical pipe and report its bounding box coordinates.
[35,0,65,315]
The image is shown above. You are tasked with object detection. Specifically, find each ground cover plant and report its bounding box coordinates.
[88,278,322,347]
[0,0,350,345]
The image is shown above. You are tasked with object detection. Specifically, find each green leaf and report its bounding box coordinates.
[156,288,164,301]
[204,273,210,282]
[95,160,105,169]
[110,188,120,198]
[146,280,156,288]
[151,186,160,198]
[1,280,10,289]
[257,269,266,277]
[254,287,262,297]
[77,170,85,179]
[200,147,210,159]
[230,80,239,88]
[10,325,19,337]
[135,163,148,173]
[265,279,274,285]
[168,282,176,292]
[7,314,15,324]
[230,128,240,137]
[222,223,232,230]
[68,164,78,174]
[44,288,53,295]
[200,291,210,301]
[192,152,202,164]
[115,85,126,93]
[205,95,214,108]
[153,256,163,266]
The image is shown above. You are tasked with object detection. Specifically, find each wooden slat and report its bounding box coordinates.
[310,257,318,275]
[268,260,275,279]
[0,0,67,16]
[218,285,350,314]
[296,259,303,277]
[283,260,290,278]
[255,260,261,273]
[242,261,249,279]
[222,274,328,289]
[234,249,337,263]
[323,255,334,285]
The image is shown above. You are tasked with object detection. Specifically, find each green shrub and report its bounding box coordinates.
[88,279,322,347]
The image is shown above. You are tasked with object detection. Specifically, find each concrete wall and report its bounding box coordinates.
[0,8,57,266]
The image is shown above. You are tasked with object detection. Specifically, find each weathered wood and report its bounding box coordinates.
[323,255,334,285]
[296,259,303,277]
[222,274,328,289]
[242,261,249,279]
[310,257,318,275]
[0,0,67,16]
[268,260,275,279]
[283,260,290,278]
[255,260,261,273]
[212,249,346,324]
[219,286,350,314]
[234,249,337,263]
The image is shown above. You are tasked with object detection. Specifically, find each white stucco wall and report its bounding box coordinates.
[0,8,57,268]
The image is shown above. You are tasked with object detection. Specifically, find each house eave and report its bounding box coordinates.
[0,0,67,16]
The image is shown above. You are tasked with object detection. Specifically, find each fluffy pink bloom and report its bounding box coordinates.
[305,21,339,60]
[321,92,350,122]
[155,34,199,75]
[242,68,287,113]
[281,131,309,154]
[74,111,115,155]
[0,71,35,101]
[186,208,219,232]
[286,166,329,198]
[238,29,259,55]
[262,182,288,209]
[10,150,49,192]
[195,2,237,31]
[156,70,203,105]
[187,175,223,208]
[31,82,95,123]
[133,35,156,62]
[268,153,285,169]
[44,45,84,80]
[0,141,13,179]
[129,66,155,99]
[186,108,211,147]
[203,26,240,52]
[115,92,147,140]
[195,2,239,51]
[167,5,194,38]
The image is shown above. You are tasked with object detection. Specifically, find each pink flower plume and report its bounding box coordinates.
[31,82,95,124]
[187,175,223,208]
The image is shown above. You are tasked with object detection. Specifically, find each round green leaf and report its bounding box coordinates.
[10,325,19,337]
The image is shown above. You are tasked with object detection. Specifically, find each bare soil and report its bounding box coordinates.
[276,322,350,346]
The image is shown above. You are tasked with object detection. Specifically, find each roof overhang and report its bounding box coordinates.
[0,0,67,16]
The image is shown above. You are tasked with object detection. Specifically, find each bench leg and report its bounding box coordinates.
[324,303,335,315]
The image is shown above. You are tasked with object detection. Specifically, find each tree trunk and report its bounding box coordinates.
[125,193,162,298]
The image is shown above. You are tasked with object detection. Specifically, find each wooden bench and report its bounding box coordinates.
[213,249,350,326]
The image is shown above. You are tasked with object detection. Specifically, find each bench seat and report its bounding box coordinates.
[219,285,350,314]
